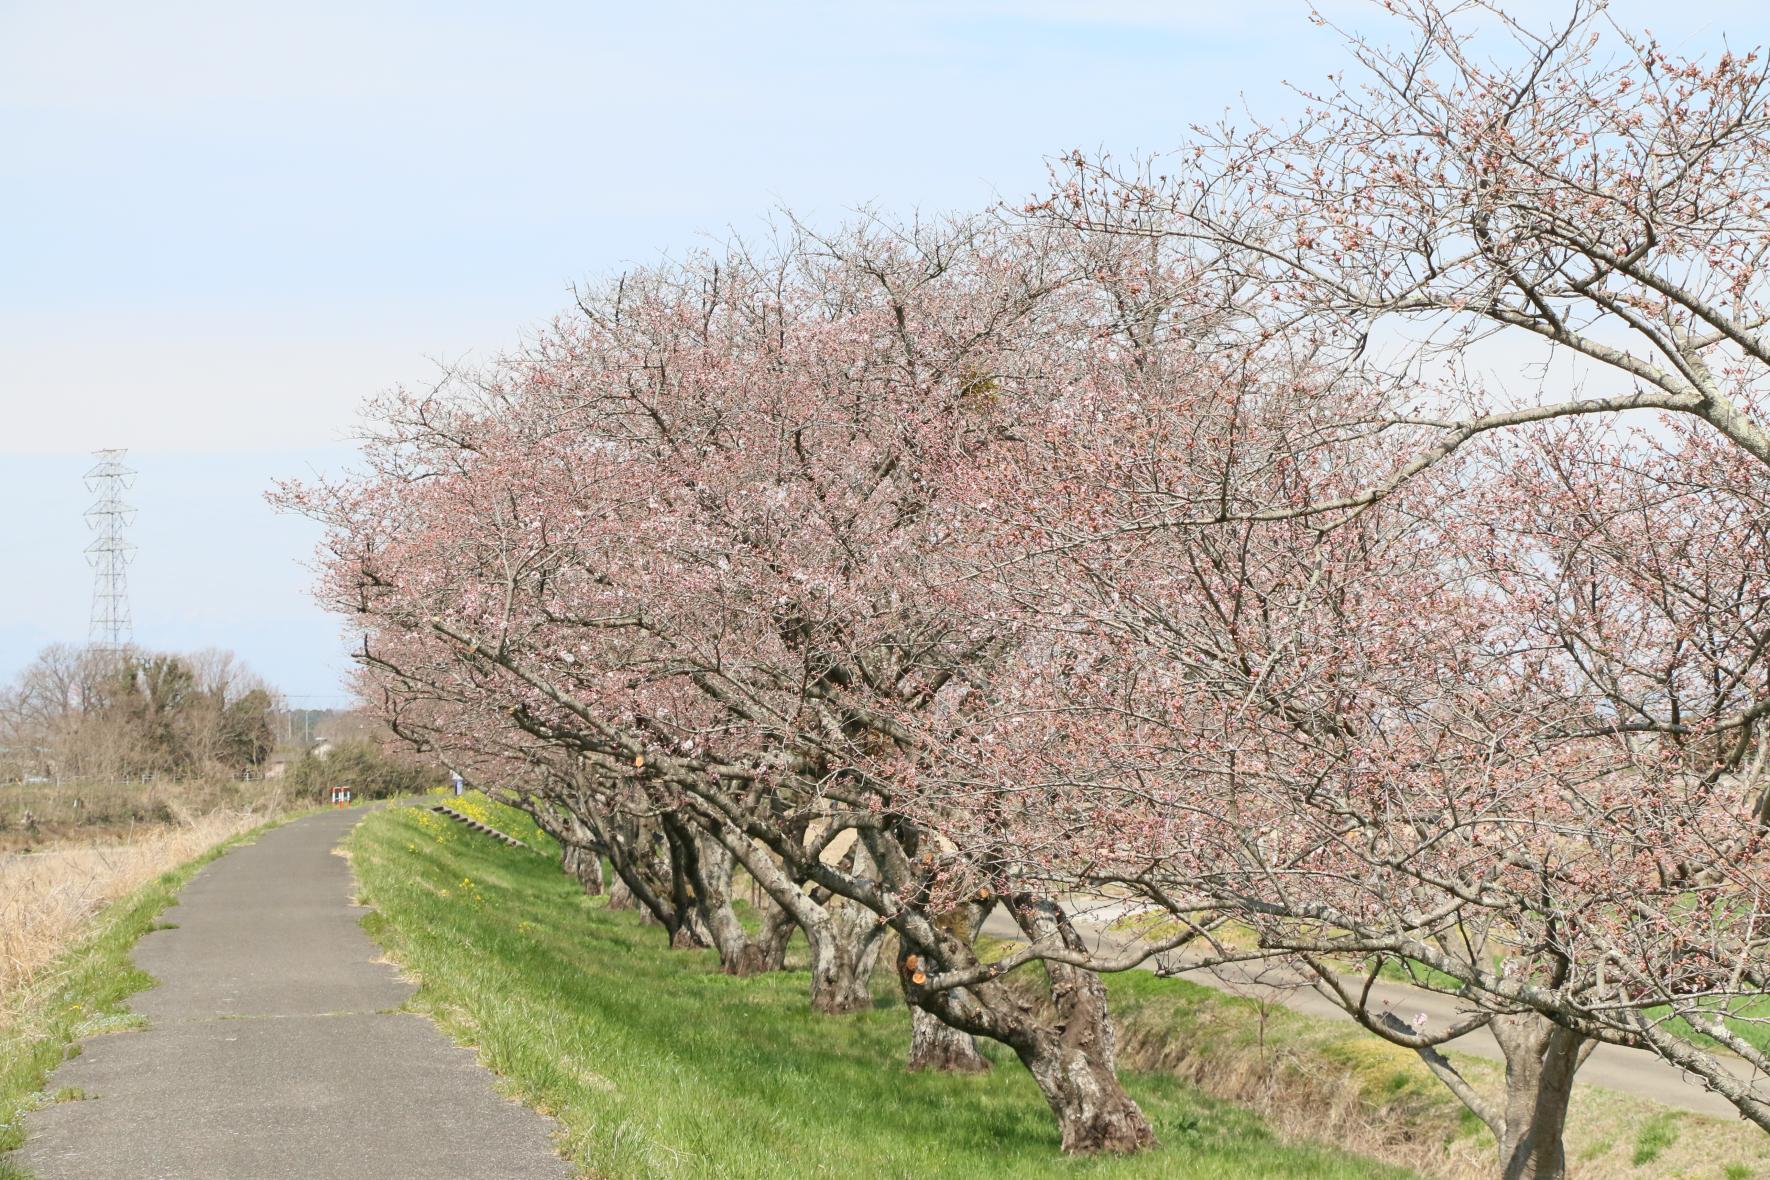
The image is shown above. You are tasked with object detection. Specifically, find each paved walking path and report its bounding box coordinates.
[983,903,1752,1119]
[17,808,573,1179]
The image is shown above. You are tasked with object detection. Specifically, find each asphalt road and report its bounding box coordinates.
[17,808,573,1179]
[981,901,1759,1119]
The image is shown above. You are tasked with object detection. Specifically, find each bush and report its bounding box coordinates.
[286,740,437,801]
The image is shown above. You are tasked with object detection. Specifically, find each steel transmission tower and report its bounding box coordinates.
[84,448,136,655]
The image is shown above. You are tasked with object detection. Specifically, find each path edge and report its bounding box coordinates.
[0,808,315,1179]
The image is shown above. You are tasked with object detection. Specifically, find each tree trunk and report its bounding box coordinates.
[888,889,1154,1153]
[695,808,882,1010]
[682,829,768,976]
[756,900,797,971]
[805,898,882,1014]
[526,796,608,898]
[1492,1015,1584,1180]
[1011,894,1152,1153]
[1016,1029,1154,1153]
[579,848,606,895]
[598,814,702,945]
[909,960,1153,1154]
[601,815,670,922]
[907,898,990,1072]
[908,1004,990,1073]
[560,843,606,896]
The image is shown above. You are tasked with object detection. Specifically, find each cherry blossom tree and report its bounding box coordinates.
[903,290,1770,1179]
[280,217,1186,1153]
[280,12,1770,1165]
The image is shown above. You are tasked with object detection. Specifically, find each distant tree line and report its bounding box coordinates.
[0,644,277,783]
[285,737,437,801]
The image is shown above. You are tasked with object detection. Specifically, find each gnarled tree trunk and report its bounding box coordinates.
[805,892,885,1013]
[1397,1007,1590,1180]
[598,813,706,947]
[1014,1026,1151,1153]
[756,900,797,971]
[688,802,1153,1153]
[678,826,769,976]
[907,899,989,1072]
[1003,894,1151,1152]
[696,809,884,1012]
[896,890,1153,1153]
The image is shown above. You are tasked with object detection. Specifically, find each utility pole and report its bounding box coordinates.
[84,448,136,660]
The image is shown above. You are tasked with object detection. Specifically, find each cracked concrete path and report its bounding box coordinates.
[17,808,574,1180]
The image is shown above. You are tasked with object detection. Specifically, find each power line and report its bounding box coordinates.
[84,448,136,657]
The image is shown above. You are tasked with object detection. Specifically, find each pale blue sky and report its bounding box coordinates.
[2,0,1765,703]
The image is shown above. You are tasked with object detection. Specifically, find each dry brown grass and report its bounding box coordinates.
[0,809,272,1003]
[0,778,288,853]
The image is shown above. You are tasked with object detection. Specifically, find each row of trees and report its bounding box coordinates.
[284,5,1770,1178]
[0,644,277,782]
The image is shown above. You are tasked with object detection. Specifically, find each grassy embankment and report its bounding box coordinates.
[360,796,1770,1180]
[0,813,294,1180]
[353,798,1418,1179]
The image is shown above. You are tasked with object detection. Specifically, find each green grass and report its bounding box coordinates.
[1653,996,1770,1058]
[350,802,1416,1180]
[0,816,292,1177]
[1631,1111,1681,1166]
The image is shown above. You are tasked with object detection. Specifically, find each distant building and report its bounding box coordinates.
[263,738,333,780]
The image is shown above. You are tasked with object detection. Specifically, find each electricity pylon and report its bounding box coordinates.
[84,448,136,657]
